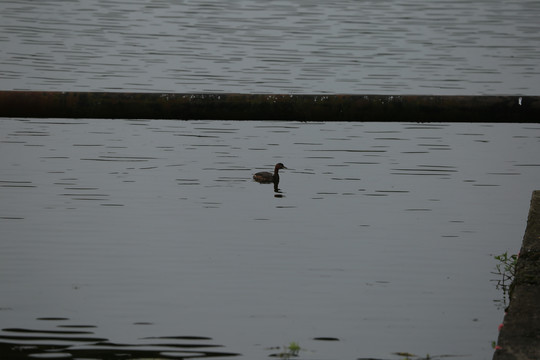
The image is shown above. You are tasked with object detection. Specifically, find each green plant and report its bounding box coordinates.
[494,251,518,280]
[272,341,301,359]
[492,251,518,307]
[287,342,300,356]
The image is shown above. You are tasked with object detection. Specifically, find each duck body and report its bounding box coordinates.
[253,163,287,183]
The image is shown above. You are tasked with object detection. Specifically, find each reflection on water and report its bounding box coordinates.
[1,119,540,359]
[273,182,283,197]
[0,318,239,359]
[1,0,540,94]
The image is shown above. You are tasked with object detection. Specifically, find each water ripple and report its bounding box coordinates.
[0,322,239,360]
[1,0,539,94]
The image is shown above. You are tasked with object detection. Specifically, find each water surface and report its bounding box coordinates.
[1,0,539,94]
[2,1,540,358]
[1,119,539,359]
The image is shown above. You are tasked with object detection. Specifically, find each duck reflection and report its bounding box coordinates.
[273,181,284,197]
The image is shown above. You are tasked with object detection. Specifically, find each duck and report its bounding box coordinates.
[253,163,287,183]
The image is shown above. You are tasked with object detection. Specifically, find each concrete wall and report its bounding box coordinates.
[493,191,540,360]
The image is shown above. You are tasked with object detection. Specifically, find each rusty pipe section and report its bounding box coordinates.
[0,91,538,122]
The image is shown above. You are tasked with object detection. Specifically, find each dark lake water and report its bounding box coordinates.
[1,119,540,359]
[1,1,540,359]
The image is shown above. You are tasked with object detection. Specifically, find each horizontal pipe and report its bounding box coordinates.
[0,91,539,122]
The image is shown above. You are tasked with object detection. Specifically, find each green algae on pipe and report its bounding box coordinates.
[0,91,539,122]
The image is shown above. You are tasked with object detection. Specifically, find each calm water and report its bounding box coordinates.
[2,0,540,359]
[1,0,540,94]
[1,119,540,359]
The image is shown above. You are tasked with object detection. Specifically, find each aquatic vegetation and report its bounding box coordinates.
[493,251,518,281]
[491,251,518,308]
[269,341,301,358]
[287,341,300,356]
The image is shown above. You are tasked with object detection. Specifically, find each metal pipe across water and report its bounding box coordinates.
[1,91,538,122]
